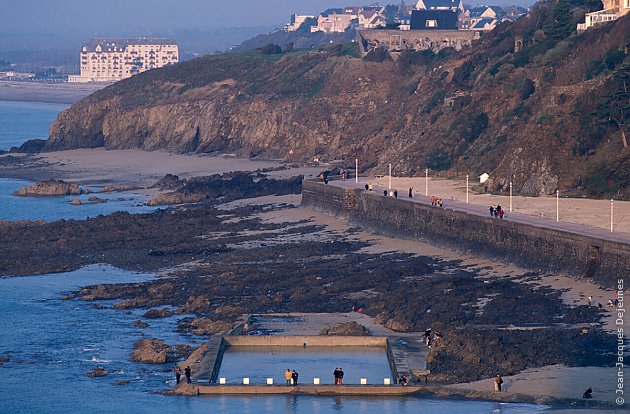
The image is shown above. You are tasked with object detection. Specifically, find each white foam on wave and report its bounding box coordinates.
[89,356,112,363]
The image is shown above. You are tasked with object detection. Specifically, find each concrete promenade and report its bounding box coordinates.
[331,177,630,245]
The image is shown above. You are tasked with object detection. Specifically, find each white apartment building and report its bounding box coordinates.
[577,0,630,31]
[69,38,179,83]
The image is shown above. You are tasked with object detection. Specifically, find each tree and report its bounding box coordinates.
[546,0,574,40]
[599,64,630,149]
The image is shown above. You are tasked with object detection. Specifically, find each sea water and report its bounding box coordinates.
[0,178,154,221]
[0,100,154,220]
[0,100,68,150]
[0,266,550,414]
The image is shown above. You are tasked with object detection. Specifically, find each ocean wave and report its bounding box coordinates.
[89,356,112,363]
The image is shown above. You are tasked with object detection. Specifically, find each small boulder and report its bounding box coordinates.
[143,308,174,319]
[85,367,108,378]
[130,338,172,364]
[320,321,370,336]
[134,320,149,328]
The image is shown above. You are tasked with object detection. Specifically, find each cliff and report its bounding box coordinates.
[48,1,630,198]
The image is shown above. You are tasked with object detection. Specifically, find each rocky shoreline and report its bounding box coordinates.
[0,164,619,407]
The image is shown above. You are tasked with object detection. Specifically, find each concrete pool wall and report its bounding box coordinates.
[206,335,397,385]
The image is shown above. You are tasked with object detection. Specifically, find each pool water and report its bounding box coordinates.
[218,345,392,385]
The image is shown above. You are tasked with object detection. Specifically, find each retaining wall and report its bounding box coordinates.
[223,335,387,347]
[302,180,630,289]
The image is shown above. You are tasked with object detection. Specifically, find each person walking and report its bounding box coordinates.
[499,209,504,219]
[393,190,398,199]
[285,369,292,385]
[174,366,181,384]
[493,373,503,392]
[291,370,299,386]
[587,296,593,306]
[184,366,192,384]
[489,206,494,217]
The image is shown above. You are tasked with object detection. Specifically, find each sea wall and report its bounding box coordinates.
[302,180,630,289]
[223,335,387,347]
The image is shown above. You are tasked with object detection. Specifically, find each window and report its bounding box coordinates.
[426,19,438,27]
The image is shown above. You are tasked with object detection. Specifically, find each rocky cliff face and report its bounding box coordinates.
[48,4,630,198]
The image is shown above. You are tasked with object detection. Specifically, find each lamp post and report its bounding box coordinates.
[556,189,559,222]
[466,174,469,204]
[425,168,428,196]
[509,181,513,213]
[388,163,392,191]
[611,198,614,232]
[355,159,358,184]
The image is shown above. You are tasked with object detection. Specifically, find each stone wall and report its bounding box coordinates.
[302,180,630,289]
[223,335,387,347]
[356,29,479,56]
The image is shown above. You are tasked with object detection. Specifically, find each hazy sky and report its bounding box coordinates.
[2,0,535,33]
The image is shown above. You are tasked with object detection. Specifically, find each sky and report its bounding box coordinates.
[1,0,535,34]
[0,0,536,63]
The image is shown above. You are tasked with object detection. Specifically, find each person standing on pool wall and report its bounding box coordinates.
[291,370,299,386]
[285,368,292,385]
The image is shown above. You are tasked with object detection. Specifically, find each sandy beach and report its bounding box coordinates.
[0,81,104,104]
[219,192,624,406]
[1,149,625,409]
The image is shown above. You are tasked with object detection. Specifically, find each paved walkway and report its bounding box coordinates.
[330,178,630,245]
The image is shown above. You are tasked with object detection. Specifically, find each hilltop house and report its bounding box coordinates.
[459,6,505,31]
[310,6,387,33]
[577,0,630,31]
[415,0,464,12]
[358,10,387,28]
[285,14,314,32]
[410,9,459,30]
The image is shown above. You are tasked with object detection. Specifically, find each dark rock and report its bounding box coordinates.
[85,367,108,377]
[149,174,185,191]
[9,139,47,154]
[320,321,370,336]
[143,308,174,319]
[0,355,11,364]
[13,179,85,197]
[134,320,149,328]
[113,380,130,386]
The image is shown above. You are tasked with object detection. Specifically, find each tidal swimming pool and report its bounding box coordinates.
[218,345,393,385]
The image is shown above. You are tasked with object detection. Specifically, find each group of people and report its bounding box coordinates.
[430,196,443,207]
[383,190,399,198]
[333,367,345,384]
[489,205,505,219]
[424,328,442,348]
[173,366,192,385]
[285,369,299,386]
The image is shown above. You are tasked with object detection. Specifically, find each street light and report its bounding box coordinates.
[509,181,513,212]
[388,163,392,190]
[425,168,428,196]
[556,189,559,222]
[466,174,469,204]
[355,159,358,184]
[611,198,614,232]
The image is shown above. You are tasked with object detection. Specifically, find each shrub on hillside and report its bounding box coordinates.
[259,44,282,54]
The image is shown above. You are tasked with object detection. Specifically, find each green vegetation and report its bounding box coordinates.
[427,148,452,171]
